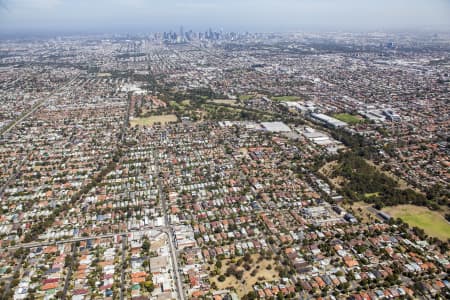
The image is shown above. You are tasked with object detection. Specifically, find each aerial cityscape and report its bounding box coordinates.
[0,1,449,300]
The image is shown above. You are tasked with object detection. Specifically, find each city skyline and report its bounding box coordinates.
[1,0,450,35]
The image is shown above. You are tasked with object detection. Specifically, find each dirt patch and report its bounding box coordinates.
[150,239,165,251]
[210,254,280,298]
[319,161,338,176]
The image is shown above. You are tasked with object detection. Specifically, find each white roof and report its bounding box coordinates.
[261,121,291,132]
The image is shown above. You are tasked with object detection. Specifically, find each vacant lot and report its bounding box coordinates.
[210,254,280,298]
[383,205,450,240]
[130,114,178,127]
[333,113,363,125]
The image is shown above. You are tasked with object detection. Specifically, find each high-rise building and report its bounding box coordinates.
[179,26,185,42]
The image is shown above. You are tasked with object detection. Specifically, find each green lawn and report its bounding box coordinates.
[272,95,301,102]
[333,113,363,125]
[383,205,450,240]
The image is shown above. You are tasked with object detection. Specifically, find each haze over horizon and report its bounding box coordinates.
[0,0,449,35]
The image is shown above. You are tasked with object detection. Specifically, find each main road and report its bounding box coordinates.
[61,244,77,300]
[5,226,170,251]
[154,149,185,300]
[120,234,127,300]
[1,258,23,299]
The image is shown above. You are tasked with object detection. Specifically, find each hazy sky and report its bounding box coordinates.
[0,0,449,34]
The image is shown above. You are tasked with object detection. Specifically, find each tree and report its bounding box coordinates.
[215,260,222,269]
[242,291,257,300]
[243,263,251,271]
[144,280,154,292]
[142,239,150,252]
[445,214,450,222]
[235,270,244,280]
[65,255,73,268]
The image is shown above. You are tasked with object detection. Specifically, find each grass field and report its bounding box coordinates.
[272,95,301,102]
[333,113,363,125]
[383,205,450,240]
[130,114,178,127]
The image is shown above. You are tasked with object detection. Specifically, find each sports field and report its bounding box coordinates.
[383,205,450,240]
[333,113,363,125]
[130,114,178,126]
